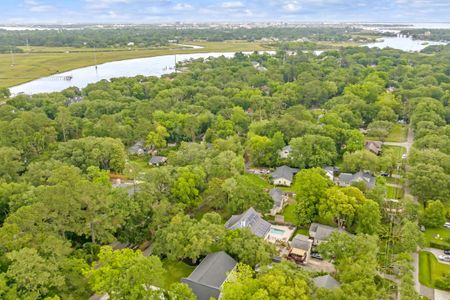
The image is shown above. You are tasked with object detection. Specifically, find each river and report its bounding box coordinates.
[9,52,256,95]
[9,35,448,95]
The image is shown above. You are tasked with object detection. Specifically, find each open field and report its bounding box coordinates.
[366,124,407,143]
[419,251,450,288]
[0,41,272,88]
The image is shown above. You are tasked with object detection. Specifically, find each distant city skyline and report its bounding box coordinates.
[2,0,450,24]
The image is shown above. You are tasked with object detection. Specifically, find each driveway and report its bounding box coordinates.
[423,248,450,265]
[383,127,415,155]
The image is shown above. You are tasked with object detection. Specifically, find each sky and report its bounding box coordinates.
[2,0,450,24]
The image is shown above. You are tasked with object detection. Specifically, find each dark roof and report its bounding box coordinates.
[365,140,382,154]
[338,171,376,188]
[309,223,339,241]
[269,188,283,208]
[128,140,145,154]
[181,251,237,300]
[313,274,341,290]
[272,165,299,182]
[224,207,271,238]
[149,156,167,165]
[291,234,312,251]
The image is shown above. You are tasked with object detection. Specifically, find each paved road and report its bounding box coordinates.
[423,248,450,265]
[383,127,414,155]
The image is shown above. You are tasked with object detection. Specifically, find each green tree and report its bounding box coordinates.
[355,200,381,235]
[146,124,169,149]
[6,248,65,300]
[84,246,165,300]
[407,163,450,202]
[421,200,446,228]
[0,147,23,182]
[171,167,206,209]
[290,135,337,168]
[221,229,276,267]
[292,168,332,225]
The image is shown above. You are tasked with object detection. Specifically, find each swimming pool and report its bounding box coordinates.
[270,228,286,235]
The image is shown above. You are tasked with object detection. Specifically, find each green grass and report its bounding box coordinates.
[386,185,404,199]
[1,40,271,88]
[419,251,450,288]
[293,227,309,237]
[366,124,407,143]
[382,145,406,161]
[423,228,450,248]
[241,173,271,188]
[160,260,195,290]
[282,204,297,224]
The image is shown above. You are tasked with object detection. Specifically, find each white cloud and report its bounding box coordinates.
[24,0,53,12]
[282,1,302,13]
[174,3,193,11]
[221,1,245,9]
[84,0,131,10]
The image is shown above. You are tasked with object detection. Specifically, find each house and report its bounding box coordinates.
[278,145,291,159]
[288,234,313,264]
[364,140,382,155]
[225,207,271,238]
[128,140,147,155]
[337,171,376,189]
[271,165,299,187]
[313,274,341,290]
[149,156,167,166]
[323,166,338,181]
[309,223,340,245]
[181,251,237,300]
[269,188,288,216]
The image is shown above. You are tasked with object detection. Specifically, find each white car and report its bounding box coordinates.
[438,255,450,262]
[444,222,450,229]
[402,154,407,159]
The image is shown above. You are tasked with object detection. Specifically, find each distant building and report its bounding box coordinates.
[271,165,299,186]
[149,156,167,166]
[278,145,291,159]
[181,251,237,300]
[128,140,147,156]
[225,207,271,238]
[364,140,382,155]
[336,171,376,189]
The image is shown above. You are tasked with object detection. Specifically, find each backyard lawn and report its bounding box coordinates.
[382,145,406,161]
[241,173,271,188]
[160,260,195,290]
[423,227,450,248]
[386,185,404,199]
[419,251,450,288]
[282,204,297,224]
[366,124,407,142]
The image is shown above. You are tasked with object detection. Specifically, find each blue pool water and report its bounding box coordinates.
[270,228,285,235]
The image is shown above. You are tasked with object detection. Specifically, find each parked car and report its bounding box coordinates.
[444,222,450,229]
[402,154,407,159]
[438,255,450,262]
[310,252,323,260]
[380,172,389,177]
[420,225,426,232]
[444,250,450,255]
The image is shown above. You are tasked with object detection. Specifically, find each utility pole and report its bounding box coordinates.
[10,48,15,67]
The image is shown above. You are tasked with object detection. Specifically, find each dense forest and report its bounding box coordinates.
[0,26,375,49]
[0,42,449,299]
[400,29,450,42]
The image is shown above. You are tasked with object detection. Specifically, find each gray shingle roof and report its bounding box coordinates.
[269,188,283,208]
[128,140,145,155]
[181,251,237,300]
[365,141,382,154]
[290,234,312,251]
[224,207,271,238]
[149,156,167,165]
[337,171,376,188]
[309,223,338,242]
[271,165,299,182]
[313,274,341,290]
